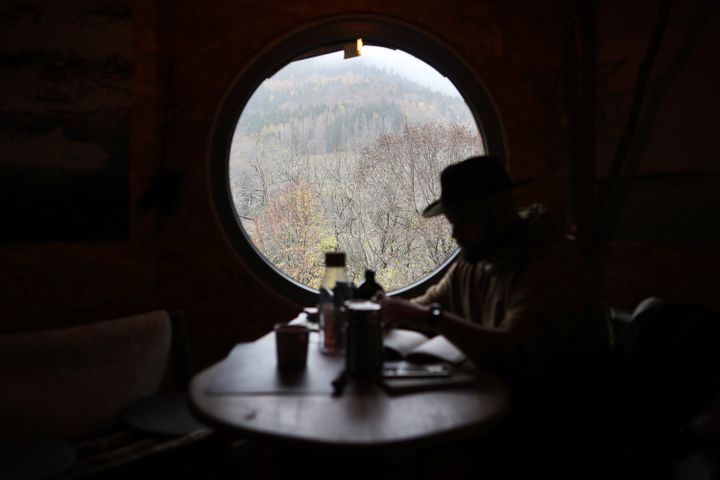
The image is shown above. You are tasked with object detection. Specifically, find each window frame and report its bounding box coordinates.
[209,15,507,306]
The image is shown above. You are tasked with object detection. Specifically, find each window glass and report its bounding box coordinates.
[229,45,484,291]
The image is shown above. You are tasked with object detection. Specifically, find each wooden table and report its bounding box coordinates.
[189,330,509,451]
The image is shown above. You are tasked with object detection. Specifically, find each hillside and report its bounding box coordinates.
[234,58,475,155]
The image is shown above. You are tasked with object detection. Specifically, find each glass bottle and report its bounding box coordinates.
[318,252,348,354]
[355,269,384,300]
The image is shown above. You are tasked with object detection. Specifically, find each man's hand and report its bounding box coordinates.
[377,296,430,330]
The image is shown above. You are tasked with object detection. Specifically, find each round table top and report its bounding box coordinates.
[189,333,509,450]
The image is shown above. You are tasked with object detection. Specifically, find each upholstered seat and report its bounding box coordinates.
[611,298,720,479]
[0,310,172,441]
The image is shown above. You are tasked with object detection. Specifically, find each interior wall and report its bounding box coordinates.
[595,0,720,311]
[1,0,717,368]
[153,0,568,365]
[0,1,159,333]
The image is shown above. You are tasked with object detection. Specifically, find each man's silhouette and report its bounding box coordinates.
[380,155,613,478]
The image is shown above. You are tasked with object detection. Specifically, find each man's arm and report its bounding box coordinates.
[379,297,519,377]
[380,245,608,381]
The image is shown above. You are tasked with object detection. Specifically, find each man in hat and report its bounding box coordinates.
[379,155,613,476]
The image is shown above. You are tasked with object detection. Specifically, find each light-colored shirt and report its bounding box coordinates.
[414,205,611,390]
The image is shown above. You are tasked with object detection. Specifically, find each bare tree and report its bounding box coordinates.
[233,110,483,291]
[252,179,335,288]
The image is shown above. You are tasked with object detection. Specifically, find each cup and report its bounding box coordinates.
[275,323,310,370]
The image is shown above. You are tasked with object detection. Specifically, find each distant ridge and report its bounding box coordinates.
[237,60,474,154]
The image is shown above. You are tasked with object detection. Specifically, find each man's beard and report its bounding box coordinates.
[458,236,505,264]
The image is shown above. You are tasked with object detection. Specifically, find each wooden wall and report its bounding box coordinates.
[595,0,720,310]
[0,0,717,368]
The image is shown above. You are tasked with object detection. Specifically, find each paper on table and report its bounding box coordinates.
[383,329,467,365]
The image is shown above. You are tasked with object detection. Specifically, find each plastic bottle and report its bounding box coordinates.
[318,252,348,354]
[355,269,384,300]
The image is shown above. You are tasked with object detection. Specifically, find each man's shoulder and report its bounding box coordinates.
[488,204,564,273]
[518,205,585,265]
[504,206,590,287]
[516,237,591,295]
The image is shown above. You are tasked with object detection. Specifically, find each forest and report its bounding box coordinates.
[230,58,484,291]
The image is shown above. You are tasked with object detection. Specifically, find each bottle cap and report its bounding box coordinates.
[325,251,346,267]
[365,269,375,280]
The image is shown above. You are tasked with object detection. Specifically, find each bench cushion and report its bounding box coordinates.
[0,310,171,440]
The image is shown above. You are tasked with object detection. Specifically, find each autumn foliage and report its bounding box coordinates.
[233,122,483,291]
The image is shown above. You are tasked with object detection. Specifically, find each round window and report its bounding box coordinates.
[211,16,506,305]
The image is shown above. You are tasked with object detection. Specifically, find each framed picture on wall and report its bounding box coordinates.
[0,2,131,242]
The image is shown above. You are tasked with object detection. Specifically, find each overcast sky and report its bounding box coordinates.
[302,45,462,98]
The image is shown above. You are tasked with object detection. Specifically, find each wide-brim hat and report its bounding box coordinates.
[422,155,530,218]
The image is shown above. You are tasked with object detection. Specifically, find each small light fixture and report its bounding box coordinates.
[344,38,363,59]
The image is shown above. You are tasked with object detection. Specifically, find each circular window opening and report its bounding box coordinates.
[211,17,506,305]
[229,44,484,293]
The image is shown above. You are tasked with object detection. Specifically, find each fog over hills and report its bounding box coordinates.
[234,57,475,154]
